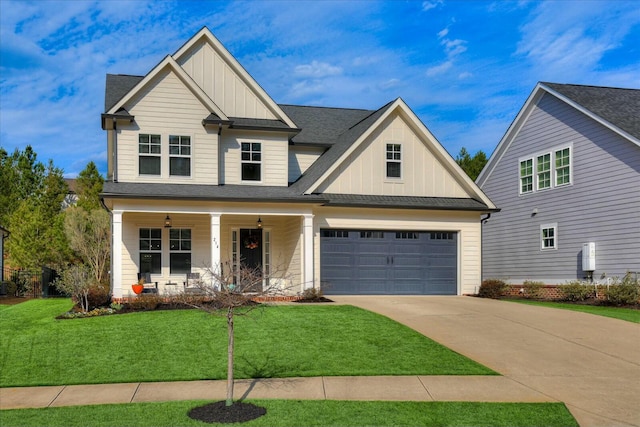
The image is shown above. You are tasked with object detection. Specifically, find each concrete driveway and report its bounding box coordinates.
[331,296,640,427]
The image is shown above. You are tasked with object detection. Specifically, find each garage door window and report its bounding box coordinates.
[396,232,419,239]
[431,232,454,240]
[322,230,349,238]
[360,231,384,239]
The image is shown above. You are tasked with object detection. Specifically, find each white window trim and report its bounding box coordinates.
[169,135,192,178]
[385,143,402,180]
[540,223,558,251]
[240,140,263,183]
[169,228,192,275]
[518,144,572,195]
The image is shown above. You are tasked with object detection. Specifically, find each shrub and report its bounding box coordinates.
[559,280,596,301]
[478,279,508,299]
[300,287,324,301]
[125,294,163,311]
[604,273,640,306]
[522,280,544,299]
[86,282,111,309]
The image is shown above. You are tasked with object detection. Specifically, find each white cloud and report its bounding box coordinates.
[294,60,343,78]
[422,0,444,12]
[378,78,401,90]
[426,61,453,77]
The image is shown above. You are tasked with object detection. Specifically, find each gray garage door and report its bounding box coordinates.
[321,229,457,295]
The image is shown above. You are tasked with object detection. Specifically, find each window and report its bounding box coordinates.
[555,148,571,186]
[169,135,191,176]
[541,224,557,250]
[520,158,533,193]
[360,231,384,239]
[139,134,161,175]
[396,232,419,239]
[519,146,571,194]
[169,228,191,274]
[386,144,402,178]
[537,153,551,190]
[322,230,349,238]
[241,142,261,181]
[430,232,454,240]
[139,228,161,274]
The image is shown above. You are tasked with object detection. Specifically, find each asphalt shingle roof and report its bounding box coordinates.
[543,82,640,141]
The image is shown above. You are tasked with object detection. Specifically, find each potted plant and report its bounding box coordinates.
[132,277,145,295]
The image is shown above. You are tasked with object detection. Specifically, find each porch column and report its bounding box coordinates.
[112,210,123,299]
[210,213,221,277]
[303,214,314,289]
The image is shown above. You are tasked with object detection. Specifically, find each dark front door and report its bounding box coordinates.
[239,229,263,291]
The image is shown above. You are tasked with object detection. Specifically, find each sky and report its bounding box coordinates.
[1,0,639,178]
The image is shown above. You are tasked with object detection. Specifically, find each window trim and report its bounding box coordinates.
[385,143,402,180]
[169,135,192,177]
[139,228,162,274]
[540,223,557,251]
[240,141,262,182]
[519,145,572,195]
[169,228,192,274]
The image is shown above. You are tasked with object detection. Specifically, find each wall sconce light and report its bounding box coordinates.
[257,217,263,228]
[164,215,172,228]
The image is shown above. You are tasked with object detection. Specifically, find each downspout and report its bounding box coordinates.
[479,213,491,294]
[112,118,118,182]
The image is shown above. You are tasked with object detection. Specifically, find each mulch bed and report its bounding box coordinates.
[294,297,334,303]
[188,401,266,423]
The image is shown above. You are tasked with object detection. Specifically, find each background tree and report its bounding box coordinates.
[63,207,110,284]
[6,159,70,269]
[75,161,104,211]
[455,147,488,181]
[0,146,45,227]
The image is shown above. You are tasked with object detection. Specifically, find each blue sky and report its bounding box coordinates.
[1,0,639,178]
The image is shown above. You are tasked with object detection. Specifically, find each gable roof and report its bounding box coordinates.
[477,82,640,186]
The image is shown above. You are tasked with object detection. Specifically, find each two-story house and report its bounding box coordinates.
[101,27,497,299]
[477,83,640,284]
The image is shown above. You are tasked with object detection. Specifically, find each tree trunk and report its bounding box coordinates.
[226,307,234,406]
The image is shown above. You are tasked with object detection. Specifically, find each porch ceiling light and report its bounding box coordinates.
[257,217,263,228]
[164,215,172,228]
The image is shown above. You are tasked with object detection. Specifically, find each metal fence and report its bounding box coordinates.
[1,266,60,298]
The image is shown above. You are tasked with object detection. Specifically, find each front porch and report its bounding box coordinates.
[111,207,314,299]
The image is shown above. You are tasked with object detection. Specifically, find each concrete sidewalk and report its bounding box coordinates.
[0,375,554,410]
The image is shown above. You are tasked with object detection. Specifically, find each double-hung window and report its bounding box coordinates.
[540,224,557,250]
[169,135,191,176]
[241,142,261,181]
[555,148,571,186]
[169,228,191,274]
[386,144,402,178]
[536,153,551,190]
[520,158,533,194]
[139,228,162,274]
[139,134,161,175]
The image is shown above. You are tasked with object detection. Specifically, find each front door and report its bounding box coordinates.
[239,228,263,291]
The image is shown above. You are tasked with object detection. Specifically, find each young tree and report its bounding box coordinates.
[455,147,488,181]
[53,264,93,312]
[75,161,104,212]
[178,262,293,410]
[64,207,110,284]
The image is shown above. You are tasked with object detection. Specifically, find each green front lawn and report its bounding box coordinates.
[0,299,494,387]
[0,400,578,427]
[505,299,640,323]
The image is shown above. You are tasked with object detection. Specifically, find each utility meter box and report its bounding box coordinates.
[582,242,596,271]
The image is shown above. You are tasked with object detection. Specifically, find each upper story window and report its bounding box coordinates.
[519,146,571,194]
[386,144,402,178]
[139,134,161,175]
[169,135,191,176]
[519,158,533,194]
[555,148,571,186]
[139,228,162,274]
[241,142,261,181]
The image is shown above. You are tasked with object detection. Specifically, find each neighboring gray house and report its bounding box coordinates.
[477,82,640,284]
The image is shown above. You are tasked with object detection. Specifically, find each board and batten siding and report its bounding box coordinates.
[219,130,289,186]
[116,69,218,185]
[316,113,470,198]
[177,40,277,120]
[481,93,640,283]
[288,146,324,183]
[313,207,483,295]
